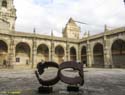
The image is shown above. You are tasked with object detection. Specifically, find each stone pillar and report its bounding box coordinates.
[66,43,69,61]
[109,48,113,68]
[49,46,51,61]
[103,35,112,68]
[103,26,113,68]
[104,48,113,68]
[104,48,111,68]
[103,40,108,68]
[103,36,107,67]
[9,35,15,67]
[30,46,33,65]
[87,40,92,67]
[68,48,70,61]
[32,47,37,68]
[51,42,54,61]
[32,37,37,68]
[78,44,81,62]
[87,51,92,67]
[76,48,79,62]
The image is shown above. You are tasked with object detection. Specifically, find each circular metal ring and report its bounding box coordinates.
[58,61,84,86]
[35,61,60,86]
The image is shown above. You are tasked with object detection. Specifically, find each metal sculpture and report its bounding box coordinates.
[35,61,84,93]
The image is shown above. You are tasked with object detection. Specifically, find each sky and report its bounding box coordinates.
[14,0,125,37]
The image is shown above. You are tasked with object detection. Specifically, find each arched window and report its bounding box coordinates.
[2,0,7,8]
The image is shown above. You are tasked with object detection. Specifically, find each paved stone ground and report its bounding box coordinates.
[0,67,125,95]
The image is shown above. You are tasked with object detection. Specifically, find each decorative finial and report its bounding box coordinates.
[88,31,90,36]
[104,24,108,32]
[51,30,53,36]
[33,28,36,34]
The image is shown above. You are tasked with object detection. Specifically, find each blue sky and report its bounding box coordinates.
[14,0,125,37]
[34,0,53,5]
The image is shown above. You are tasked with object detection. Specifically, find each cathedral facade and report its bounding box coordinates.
[0,0,125,68]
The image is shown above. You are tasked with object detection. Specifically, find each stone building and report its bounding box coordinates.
[0,0,125,68]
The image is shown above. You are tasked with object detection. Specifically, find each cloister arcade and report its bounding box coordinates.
[0,37,125,68]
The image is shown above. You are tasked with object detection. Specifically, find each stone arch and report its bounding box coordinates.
[111,39,125,68]
[93,43,104,68]
[15,42,30,65]
[55,45,65,64]
[81,46,87,66]
[37,44,49,62]
[0,40,8,64]
[70,46,76,61]
[2,0,7,8]
[110,38,125,49]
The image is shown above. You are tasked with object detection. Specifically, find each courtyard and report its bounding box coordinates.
[0,67,125,95]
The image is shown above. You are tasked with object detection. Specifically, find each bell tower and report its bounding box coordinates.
[0,0,16,31]
[63,17,80,39]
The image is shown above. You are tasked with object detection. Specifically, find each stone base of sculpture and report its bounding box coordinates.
[38,86,53,94]
[67,85,79,92]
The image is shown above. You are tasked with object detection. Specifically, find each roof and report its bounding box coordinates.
[67,17,77,26]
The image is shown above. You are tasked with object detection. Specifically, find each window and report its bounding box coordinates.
[16,58,20,62]
[2,0,7,8]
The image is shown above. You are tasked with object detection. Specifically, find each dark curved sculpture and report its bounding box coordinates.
[58,61,84,86]
[35,61,59,86]
[35,61,84,93]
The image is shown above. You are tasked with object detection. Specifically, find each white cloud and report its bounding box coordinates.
[14,0,125,37]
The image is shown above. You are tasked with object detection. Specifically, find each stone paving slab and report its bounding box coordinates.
[0,68,125,95]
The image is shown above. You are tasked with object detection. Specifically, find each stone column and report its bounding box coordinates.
[30,46,33,65]
[66,43,69,61]
[32,37,37,68]
[77,44,81,62]
[106,49,113,68]
[103,26,113,68]
[103,36,107,68]
[87,40,92,67]
[32,47,37,68]
[51,42,54,61]
[49,46,51,61]
[109,48,113,68]
[104,48,111,68]
[103,35,112,68]
[104,49,108,67]
[9,35,15,67]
